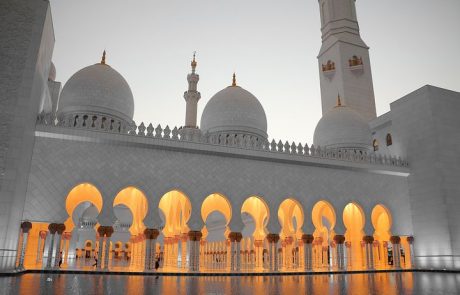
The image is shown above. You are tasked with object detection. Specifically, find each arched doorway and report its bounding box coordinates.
[27,183,104,269]
[158,190,192,269]
[113,187,149,269]
[201,193,232,271]
[372,204,392,268]
[343,202,365,269]
[241,196,269,270]
[312,200,336,269]
[278,198,304,270]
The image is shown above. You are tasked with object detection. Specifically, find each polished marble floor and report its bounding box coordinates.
[0,272,459,295]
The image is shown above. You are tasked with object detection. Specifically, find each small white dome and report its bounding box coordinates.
[58,63,134,123]
[48,62,56,81]
[313,105,372,150]
[200,85,268,140]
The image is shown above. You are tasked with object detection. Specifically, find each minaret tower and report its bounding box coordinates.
[183,52,201,128]
[318,0,376,121]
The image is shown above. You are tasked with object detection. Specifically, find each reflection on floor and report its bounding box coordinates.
[1,272,459,295]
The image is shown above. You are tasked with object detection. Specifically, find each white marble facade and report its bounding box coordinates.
[1,0,460,271]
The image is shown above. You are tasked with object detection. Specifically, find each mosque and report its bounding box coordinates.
[2,0,460,274]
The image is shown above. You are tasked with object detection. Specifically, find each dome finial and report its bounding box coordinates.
[232,72,237,87]
[101,50,106,65]
[336,93,342,107]
[191,51,197,73]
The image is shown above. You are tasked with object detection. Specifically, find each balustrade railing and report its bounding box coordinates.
[37,113,409,168]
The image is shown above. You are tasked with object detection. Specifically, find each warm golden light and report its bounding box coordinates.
[312,200,336,244]
[343,202,365,268]
[159,190,191,238]
[278,198,304,239]
[64,183,103,231]
[113,187,148,236]
[201,193,232,224]
[241,196,269,240]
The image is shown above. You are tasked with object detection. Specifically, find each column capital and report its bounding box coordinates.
[301,234,314,244]
[21,221,32,233]
[143,228,160,240]
[48,223,59,234]
[39,230,48,239]
[188,230,203,241]
[333,234,345,244]
[362,235,374,244]
[56,223,66,235]
[105,226,114,237]
[266,233,280,243]
[390,236,401,244]
[228,232,243,242]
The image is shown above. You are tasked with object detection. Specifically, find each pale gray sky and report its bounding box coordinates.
[49,0,460,144]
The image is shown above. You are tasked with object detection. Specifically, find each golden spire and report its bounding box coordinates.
[191,51,197,72]
[101,50,106,65]
[232,72,237,86]
[336,93,342,107]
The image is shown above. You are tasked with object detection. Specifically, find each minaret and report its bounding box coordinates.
[317,0,376,121]
[183,52,201,128]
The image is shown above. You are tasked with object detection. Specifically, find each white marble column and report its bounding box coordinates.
[407,236,415,268]
[188,231,202,272]
[302,234,314,271]
[267,233,280,272]
[334,235,346,270]
[103,227,113,270]
[17,222,32,269]
[391,236,402,269]
[53,224,65,269]
[363,235,375,270]
[96,226,105,270]
[46,224,58,269]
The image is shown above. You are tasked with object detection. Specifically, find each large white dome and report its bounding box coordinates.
[200,85,268,140]
[58,63,134,123]
[313,104,372,150]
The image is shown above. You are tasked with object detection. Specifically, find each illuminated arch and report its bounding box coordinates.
[113,187,149,236]
[312,200,336,254]
[343,202,365,234]
[278,198,304,239]
[343,202,366,268]
[241,196,270,240]
[201,193,232,225]
[159,190,192,238]
[64,183,103,232]
[371,204,392,241]
[201,193,232,240]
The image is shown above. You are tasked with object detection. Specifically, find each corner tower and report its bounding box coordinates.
[318,0,376,121]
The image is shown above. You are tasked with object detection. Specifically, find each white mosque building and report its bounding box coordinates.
[1,0,459,273]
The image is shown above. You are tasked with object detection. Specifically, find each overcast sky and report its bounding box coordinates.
[49,0,460,144]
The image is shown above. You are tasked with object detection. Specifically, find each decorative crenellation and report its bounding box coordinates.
[37,115,409,168]
[37,111,132,134]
